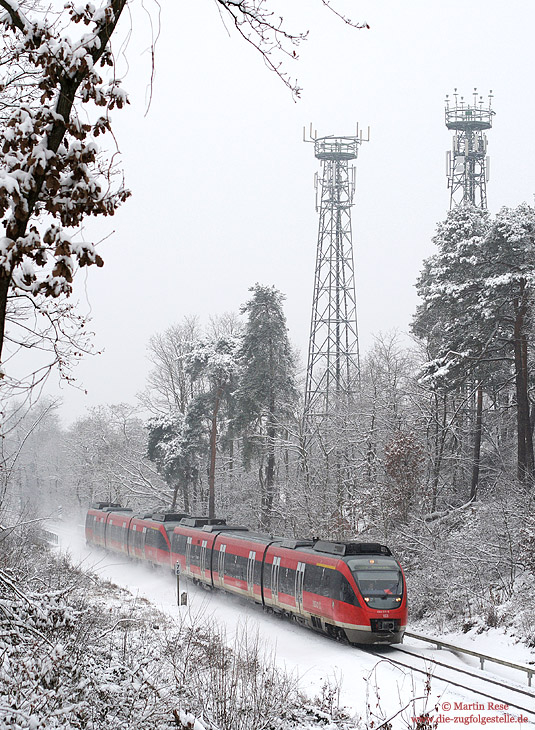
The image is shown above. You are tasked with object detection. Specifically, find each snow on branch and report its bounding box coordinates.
[0,0,130,367]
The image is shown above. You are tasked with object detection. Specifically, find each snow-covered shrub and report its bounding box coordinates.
[396,485,533,637]
[0,528,364,730]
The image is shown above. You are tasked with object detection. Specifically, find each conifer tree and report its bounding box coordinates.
[186,336,240,517]
[235,284,297,529]
[413,203,535,486]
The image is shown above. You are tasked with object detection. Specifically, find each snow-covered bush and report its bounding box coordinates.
[397,487,534,639]
[0,529,364,730]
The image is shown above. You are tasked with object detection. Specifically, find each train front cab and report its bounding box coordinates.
[265,540,406,646]
[334,547,407,645]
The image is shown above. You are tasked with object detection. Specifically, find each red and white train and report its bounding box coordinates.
[85,503,407,645]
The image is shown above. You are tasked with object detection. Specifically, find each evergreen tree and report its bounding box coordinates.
[146,411,199,512]
[186,336,240,517]
[235,284,297,529]
[413,206,491,500]
[413,203,535,487]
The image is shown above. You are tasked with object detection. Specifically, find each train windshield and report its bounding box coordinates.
[346,556,403,610]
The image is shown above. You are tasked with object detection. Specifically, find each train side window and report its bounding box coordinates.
[236,554,247,581]
[225,553,238,579]
[109,522,121,542]
[304,564,334,598]
[225,553,247,581]
[264,560,272,593]
[145,528,168,551]
[332,572,360,606]
[189,542,201,567]
[254,557,262,586]
[279,565,296,596]
[304,564,322,594]
[172,533,187,555]
[133,526,144,550]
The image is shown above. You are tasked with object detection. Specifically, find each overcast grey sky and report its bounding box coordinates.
[45,0,535,423]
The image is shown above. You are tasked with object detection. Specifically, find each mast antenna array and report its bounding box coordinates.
[445,88,494,209]
[303,124,369,431]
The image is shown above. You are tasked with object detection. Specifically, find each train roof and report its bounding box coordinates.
[92,506,394,558]
[179,517,227,528]
[89,502,124,511]
[171,518,392,557]
[151,511,189,523]
[307,541,392,557]
[215,529,283,545]
[201,524,249,533]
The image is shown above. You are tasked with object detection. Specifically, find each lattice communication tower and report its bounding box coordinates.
[303,125,369,427]
[445,88,494,209]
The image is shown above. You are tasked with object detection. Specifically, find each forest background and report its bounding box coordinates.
[0,0,534,650]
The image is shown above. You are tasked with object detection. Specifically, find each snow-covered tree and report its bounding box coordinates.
[67,404,166,512]
[0,397,62,516]
[413,203,535,486]
[234,284,297,529]
[186,336,241,517]
[0,0,130,373]
[142,317,202,417]
[146,411,199,512]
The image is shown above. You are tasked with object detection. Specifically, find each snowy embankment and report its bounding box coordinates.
[3,527,362,730]
[50,521,535,728]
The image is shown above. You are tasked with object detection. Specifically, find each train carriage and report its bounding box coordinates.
[211,527,273,602]
[139,512,188,567]
[86,503,407,645]
[106,510,134,555]
[85,503,187,565]
[85,502,128,548]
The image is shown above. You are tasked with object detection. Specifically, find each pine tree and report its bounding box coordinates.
[234,284,297,529]
[413,203,535,487]
[186,336,240,517]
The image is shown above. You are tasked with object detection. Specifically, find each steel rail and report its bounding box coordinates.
[405,630,534,687]
[395,645,535,701]
[366,645,535,720]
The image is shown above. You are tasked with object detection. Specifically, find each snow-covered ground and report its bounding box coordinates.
[51,520,535,728]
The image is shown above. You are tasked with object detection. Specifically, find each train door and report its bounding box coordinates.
[185,536,192,574]
[271,556,281,604]
[295,562,305,614]
[246,550,256,596]
[217,544,226,587]
[200,540,208,581]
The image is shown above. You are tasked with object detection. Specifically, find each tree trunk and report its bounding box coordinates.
[262,424,276,530]
[0,0,128,363]
[180,479,190,513]
[470,383,483,501]
[171,483,179,510]
[430,392,447,511]
[208,386,223,518]
[521,333,534,479]
[0,275,10,364]
[513,295,534,483]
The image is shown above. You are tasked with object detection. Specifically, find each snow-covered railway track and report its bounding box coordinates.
[47,522,535,724]
[366,643,535,720]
